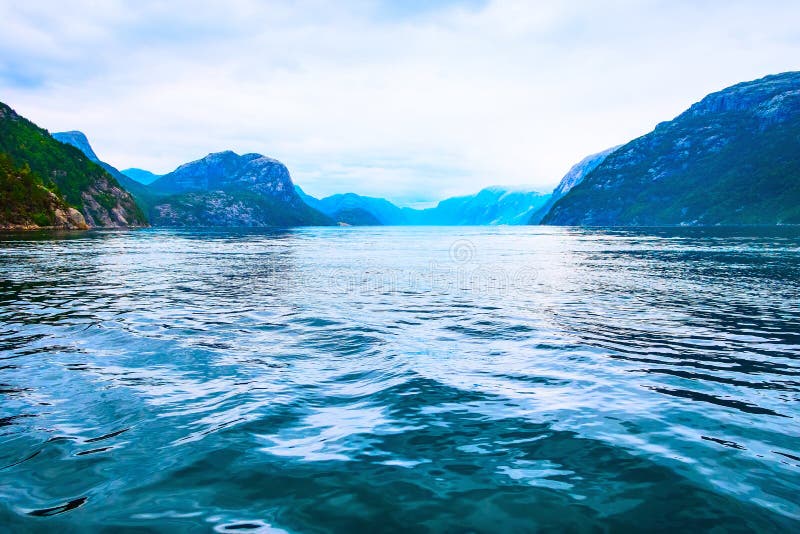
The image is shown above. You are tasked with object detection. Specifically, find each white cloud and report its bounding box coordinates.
[1,0,798,204]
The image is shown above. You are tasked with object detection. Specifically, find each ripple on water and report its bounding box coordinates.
[0,226,799,531]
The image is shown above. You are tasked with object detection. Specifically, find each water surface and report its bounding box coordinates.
[1,226,799,532]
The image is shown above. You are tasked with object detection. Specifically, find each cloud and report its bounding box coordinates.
[1,0,798,204]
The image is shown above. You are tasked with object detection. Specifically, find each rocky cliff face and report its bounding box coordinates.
[77,175,146,227]
[151,151,294,199]
[0,103,147,230]
[147,151,330,227]
[542,72,800,226]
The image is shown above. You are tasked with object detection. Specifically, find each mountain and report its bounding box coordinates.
[52,134,326,228]
[53,130,157,220]
[51,131,99,162]
[529,147,619,224]
[330,208,382,226]
[542,72,800,226]
[406,187,551,225]
[296,187,408,225]
[51,136,330,227]
[122,168,161,185]
[147,151,331,227]
[0,102,146,229]
[294,185,321,210]
[297,186,550,226]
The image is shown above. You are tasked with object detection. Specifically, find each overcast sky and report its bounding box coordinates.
[1,1,798,205]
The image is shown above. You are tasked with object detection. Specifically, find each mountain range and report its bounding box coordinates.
[51,137,332,228]
[408,187,551,225]
[296,187,407,225]
[2,71,799,230]
[297,186,551,226]
[48,130,553,227]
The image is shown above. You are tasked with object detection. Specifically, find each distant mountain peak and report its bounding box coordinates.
[481,185,547,195]
[296,184,551,226]
[152,150,295,199]
[121,168,161,185]
[52,130,99,162]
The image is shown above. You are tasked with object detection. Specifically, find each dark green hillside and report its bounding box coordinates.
[543,72,800,226]
[0,102,147,228]
[0,153,85,228]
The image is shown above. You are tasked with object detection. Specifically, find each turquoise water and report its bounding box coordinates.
[0,226,799,532]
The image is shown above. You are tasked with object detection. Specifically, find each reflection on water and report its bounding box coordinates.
[0,226,799,531]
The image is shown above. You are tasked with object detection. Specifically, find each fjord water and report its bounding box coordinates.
[1,227,798,532]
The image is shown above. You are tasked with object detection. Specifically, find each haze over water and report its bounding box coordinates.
[1,227,799,531]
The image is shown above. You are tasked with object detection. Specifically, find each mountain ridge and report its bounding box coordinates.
[542,72,800,226]
[529,147,619,224]
[49,131,332,227]
[145,151,332,227]
[0,103,146,229]
[298,186,551,226]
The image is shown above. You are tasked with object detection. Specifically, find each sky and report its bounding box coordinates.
[0,1,798,205]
